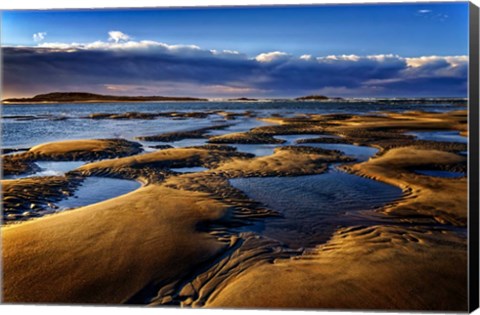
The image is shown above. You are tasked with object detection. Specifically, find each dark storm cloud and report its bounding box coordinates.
[251,55,408,92]
[3,47,257,94]
[2,43,468,98]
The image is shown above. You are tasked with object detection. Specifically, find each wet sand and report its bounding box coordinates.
[2,184,232,303]
[1,109,469,310]
[206,225,467,311]
[2,139,142,176]
[342,147,467,225]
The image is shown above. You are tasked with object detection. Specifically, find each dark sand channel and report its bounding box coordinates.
[299,143,379,162]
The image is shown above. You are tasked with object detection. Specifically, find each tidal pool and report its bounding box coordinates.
[407,130,467,143]
[139,138,208,152]
[54,177,141,210]
[274,134,327,144]
[171,166,209,173]
[206,118,272,137]
[231,144,278,157]
[230,169,402,248]
[167,138,209,148]
[229,135,347,157]
[4,161,85,179]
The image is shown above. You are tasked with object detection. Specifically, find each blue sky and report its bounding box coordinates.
[2,4,469,56]
[1,3,470,98]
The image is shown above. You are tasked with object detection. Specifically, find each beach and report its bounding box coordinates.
[1,101,468,310]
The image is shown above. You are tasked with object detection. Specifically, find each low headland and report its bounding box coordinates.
[2,92,208,104]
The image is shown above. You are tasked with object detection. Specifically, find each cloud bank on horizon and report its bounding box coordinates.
[3,31,468,99]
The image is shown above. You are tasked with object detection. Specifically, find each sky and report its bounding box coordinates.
[1,3,470,98]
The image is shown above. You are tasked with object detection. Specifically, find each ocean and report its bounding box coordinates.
[1,101,465,149]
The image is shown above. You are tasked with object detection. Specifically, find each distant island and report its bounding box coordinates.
[294,95,466,105]
[295,95,331,101]
[228,97,259,101]
[2,92,208,104]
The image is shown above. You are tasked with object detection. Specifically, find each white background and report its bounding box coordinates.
[1,0,479,315]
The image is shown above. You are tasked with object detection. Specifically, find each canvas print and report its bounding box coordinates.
[1,2,478,311]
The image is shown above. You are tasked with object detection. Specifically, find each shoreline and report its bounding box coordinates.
[2,101,468,106]
[1,98,468,106]
[1,100,213,105]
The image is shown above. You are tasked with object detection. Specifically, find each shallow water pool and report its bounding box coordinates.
[230,169,402,248]
[274,134,326,144]
[171,166,209,173]
[231,144,278,157]
[54,177,141,210]
[407,130,467,143]
[4,161,85,179]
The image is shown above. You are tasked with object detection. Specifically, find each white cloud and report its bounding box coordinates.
[402,55,468,81]
[33,32,47,42]
[363,78,405,85]
[255,51,290,63]
[405,55,468,68]
[210,49,247,59]
[299,54,313,61]
[318,54,361,62]
[38,39,203,55]
[319,54,399,63]
[366,54,400,62]
[444,56,467,67]
[211,49,239,55]
[416,9,449,22]
[37,42,79,49]
[108,31,130,43]
[37,32,214,58]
